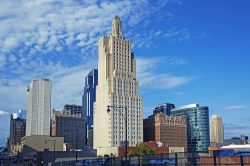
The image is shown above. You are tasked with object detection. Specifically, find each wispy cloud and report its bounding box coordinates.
[175,92,185,95]
[225,105,248,110]
[0,110,9,116]
[137,57,196,90]
[224,122,250,138]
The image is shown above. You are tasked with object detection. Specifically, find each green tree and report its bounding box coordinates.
[135,143,156,156]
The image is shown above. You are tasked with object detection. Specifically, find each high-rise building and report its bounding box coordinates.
[210,115,224,147]
[153,103,175,115]
[94,16,143,155]
[26,79,51,136]
[9,110,26,153]
[171,104,210,152]
[144,113,187,151]
[83,69,98,128]
[51,111,86,150]
[63,104,82,118]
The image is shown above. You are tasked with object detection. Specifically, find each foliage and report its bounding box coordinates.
[135,143,156,156]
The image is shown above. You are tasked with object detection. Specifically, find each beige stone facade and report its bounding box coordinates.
[94,16,143,155]
[210,115,224,146]
[21,135,64,152]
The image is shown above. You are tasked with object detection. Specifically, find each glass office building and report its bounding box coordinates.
[153,103,175,115]
[82,69,98,129]
[171,104,210,152]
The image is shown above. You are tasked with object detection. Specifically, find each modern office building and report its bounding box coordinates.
[63,104,82,118]
[153,103,175,115]
[210,115,224,147]
[26,79,51,136]
[144,113,187,151]
[94,16,143,155]
[83,69,98,128]
[12,109,26,119]
[9,110,26,154]
[171,104,210,152]
[51,111,86,150]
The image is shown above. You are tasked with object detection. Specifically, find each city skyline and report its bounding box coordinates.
[0,0,250,146]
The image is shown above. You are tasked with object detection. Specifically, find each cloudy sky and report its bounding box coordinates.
[0,0,250,146]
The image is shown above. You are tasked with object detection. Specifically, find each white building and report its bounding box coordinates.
[210,115,224,146]
[26,79,51,136]
[93,16,143,156]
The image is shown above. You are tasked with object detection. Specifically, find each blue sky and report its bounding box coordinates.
[0,0,250,146]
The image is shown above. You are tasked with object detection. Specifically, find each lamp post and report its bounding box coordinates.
[107,105,128,165]
[45,140,56,164]
[64,129,79,163]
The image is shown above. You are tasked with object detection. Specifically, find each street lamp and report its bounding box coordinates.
[44,140,56,164]
[107,105,128,165]
[64,129,79,163]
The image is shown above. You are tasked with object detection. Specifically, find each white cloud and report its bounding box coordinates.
[225,105,248,110]
[137,57,195,90]
[0,110,9,116]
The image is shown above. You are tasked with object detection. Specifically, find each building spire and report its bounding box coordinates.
[111,16,124,39]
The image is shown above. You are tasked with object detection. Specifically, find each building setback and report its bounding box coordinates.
[210,115,224,147]
[26,79,51,136]
[51,111,86,150]
[171,104,210,152]
[144,113,187,151]
[94,16,143,156]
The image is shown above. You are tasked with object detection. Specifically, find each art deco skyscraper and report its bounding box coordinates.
[26,79,51,136]
[94,16,143,155]
[210,115,224,146]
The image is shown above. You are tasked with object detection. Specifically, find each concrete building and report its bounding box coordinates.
[210,115,224,146]
[171,104,210,152]
[20,135,64,152]
[9,111,26,154]
[94,16,143,155]
[26,79,51,136]
[51,111,86,150]
[63,104,82,118]
[144,113,188,151]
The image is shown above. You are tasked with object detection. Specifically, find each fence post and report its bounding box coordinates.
[175,153,178,166]
[138,156,140,166]
[213,151,217,166]
[240,155,244,166]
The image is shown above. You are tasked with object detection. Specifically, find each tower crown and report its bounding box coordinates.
[111,16,124,39]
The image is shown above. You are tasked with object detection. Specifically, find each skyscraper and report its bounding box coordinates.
[153,103,175,115]
[26,79,51,136]
[210,115,224,146]
[171,104,210,152]
[94,16,143,155]
[82,69,98,128]
[9,110,26,154]
[63,104,82,118]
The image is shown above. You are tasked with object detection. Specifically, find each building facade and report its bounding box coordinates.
[63,104,82,118]
[171,104,210,152]
[153,103,175,116]
[83,69,98,128]
[94,16,143,155]
[144,113,187,151]
[210,115,224,146]
[9,111,26,154]
[26,79,51,136]
[51,111,86,150]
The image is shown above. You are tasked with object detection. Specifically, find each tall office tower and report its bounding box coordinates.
[63,104,82,118]
[171,104,210,152]
[51,111,86,150]
[210,115,224,146]
[94,16,143,155]
[144,113,187,151]
[83,69,98,129]
[82,69,98,148]
[153,103,175,115]
[26,79,51,136]
[9,110,26,153]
